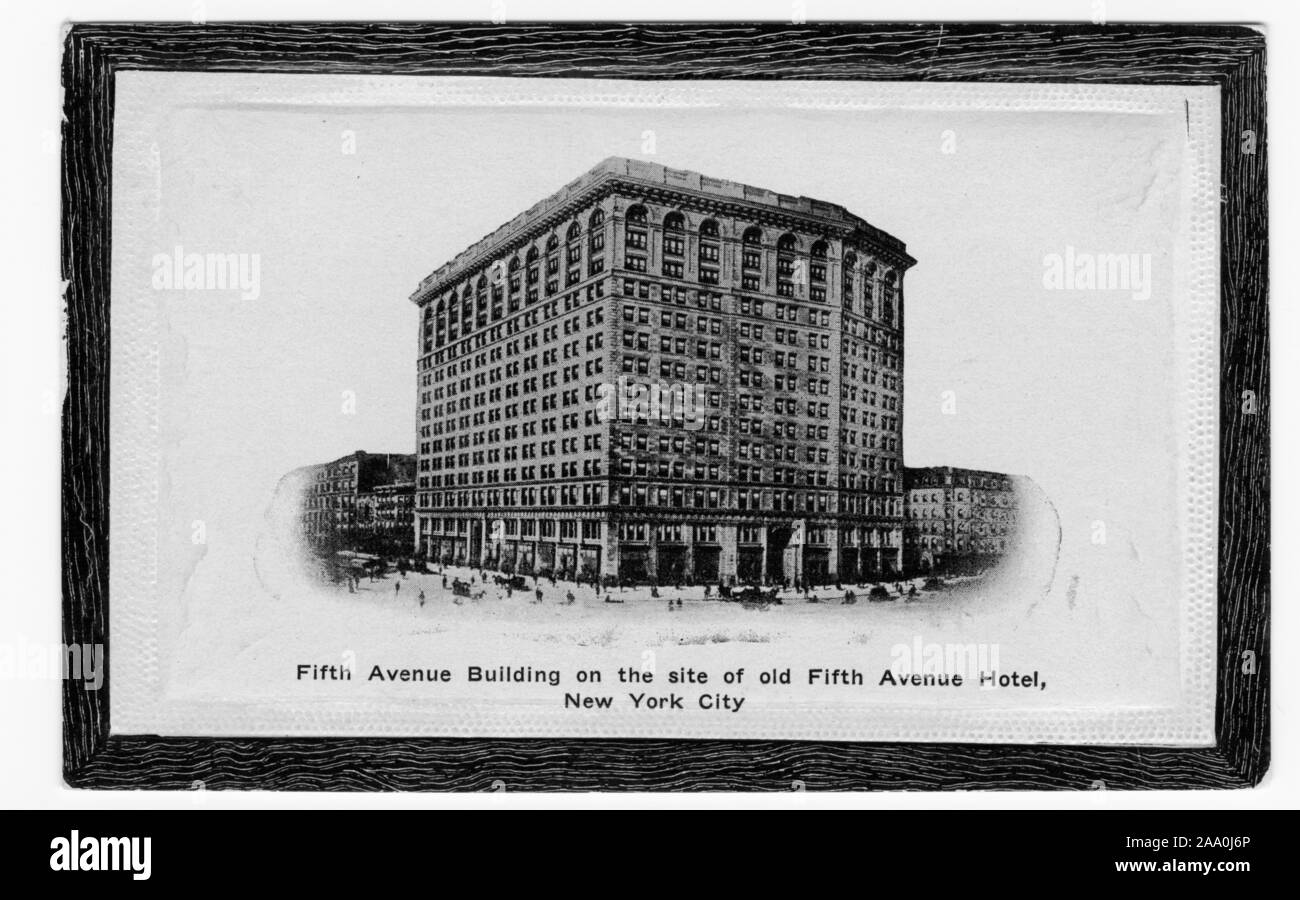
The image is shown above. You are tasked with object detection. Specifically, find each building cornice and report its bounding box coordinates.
[409,158,916,305]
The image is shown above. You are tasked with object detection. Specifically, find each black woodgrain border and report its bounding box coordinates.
[62,22,1268,791]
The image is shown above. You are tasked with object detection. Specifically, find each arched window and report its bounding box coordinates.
[882,270,896,325]
[698,218,720,285]
[863,262,876,318]
[809,240,828,302]
[460,284,474,334]
[588,208,606,269]
[475,276,489,327]
[741,227,763,291]
[565,222,582,286]
[544,234,560,295]
[842,252,857,311]
[505,256,521,311]
[525,246,540,304]
[624,203,648,273]
[661,211,685,278]
[489,264,506,320]
[434,296,448,343]
[776,233,799,298]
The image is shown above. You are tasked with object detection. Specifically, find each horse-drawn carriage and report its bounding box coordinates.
[735,585,780,608]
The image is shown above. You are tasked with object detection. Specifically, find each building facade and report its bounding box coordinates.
[410,158,914,584]
[356,480,417,553]
[903,466,1019,574]
[300,451,416,553]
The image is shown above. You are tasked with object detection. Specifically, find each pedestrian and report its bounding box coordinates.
[418,589,426,607]
[395,581,401,597]
[534,588,544,604]
[565,590,575,605]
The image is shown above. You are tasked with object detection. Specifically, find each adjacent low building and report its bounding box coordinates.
[357,480,417,553]
[903,466,1020,575]
[299,451,416,555]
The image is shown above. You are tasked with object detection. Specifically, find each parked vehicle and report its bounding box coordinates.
[736,585,780,607]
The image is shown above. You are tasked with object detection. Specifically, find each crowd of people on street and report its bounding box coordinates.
[322,552,939,612]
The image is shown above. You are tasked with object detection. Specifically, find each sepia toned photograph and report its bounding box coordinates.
[101,71,1222,746]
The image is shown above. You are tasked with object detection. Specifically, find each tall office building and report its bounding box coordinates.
[410,158,914,584]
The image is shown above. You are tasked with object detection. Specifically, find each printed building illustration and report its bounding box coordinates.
[409,157,915,583]
[903,466,1021,574]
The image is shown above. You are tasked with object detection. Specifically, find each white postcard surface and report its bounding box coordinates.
[108,73,1218,745]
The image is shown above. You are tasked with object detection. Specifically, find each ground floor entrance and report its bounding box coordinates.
[418,515,903,586]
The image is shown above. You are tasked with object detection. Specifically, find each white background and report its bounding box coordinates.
[0,0,1289,809]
